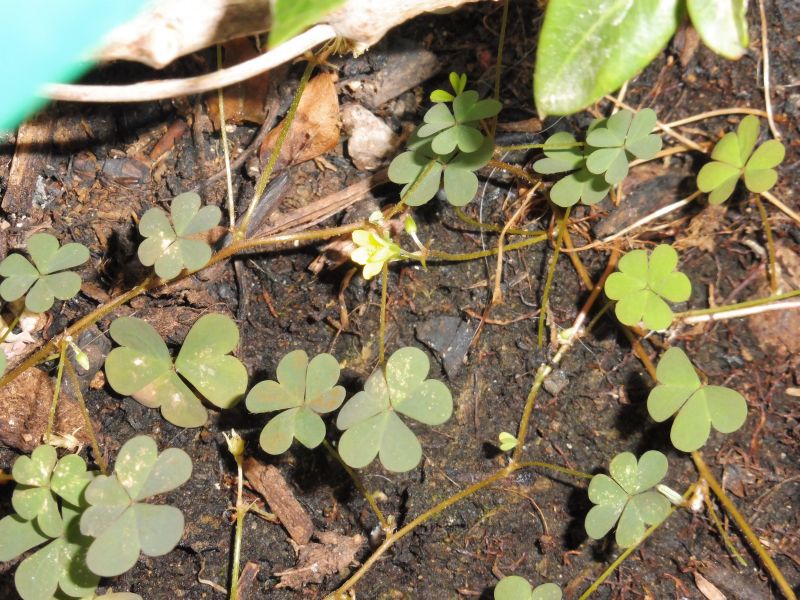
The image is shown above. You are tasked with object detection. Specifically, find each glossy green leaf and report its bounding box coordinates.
[687,0,749,59]
[247,350,344,454]
[648,347,748,452]
[697,116,785,203]
[336,347,452,472]
[534,0,680,115]
[585,451,670,547]
[269,0,345,46]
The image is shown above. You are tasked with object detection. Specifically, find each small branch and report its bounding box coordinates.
[757,0,782,139]
[680,300,800,323]
[41,25,337,103]
[602,192,701,243]
[216,45,236,231]
[661,107,769,128]
[675,289,800,321]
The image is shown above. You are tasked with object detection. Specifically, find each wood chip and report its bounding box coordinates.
[694,571,727,600]
[244,458,314,545]
[3,114,55,218]
[234,561,261,600]
[275,531,365,590]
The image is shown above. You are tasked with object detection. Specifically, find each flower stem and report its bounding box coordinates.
[537,207,570,348]
[45,341,68,443]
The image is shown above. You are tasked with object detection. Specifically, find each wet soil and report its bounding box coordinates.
[1,2,799,599]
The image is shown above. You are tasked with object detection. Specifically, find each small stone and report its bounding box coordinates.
[341,104,399,171]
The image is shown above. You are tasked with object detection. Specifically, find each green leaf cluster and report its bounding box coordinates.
[533,109,660,207]
[429,72,468,103]
[80,436,192,577]
[388,74,500,207]
[648,347,747,452]
[336,347,453,472]
[246,350,345,454]
[138,192,221,280]
[0,447,98,600]
[104,314,248,428]
[534,0,747,115]
[494,576,562,600]
[696,115,785,204]
[585,451,671,548]
[0,233,89,313]
[604,244,690,330]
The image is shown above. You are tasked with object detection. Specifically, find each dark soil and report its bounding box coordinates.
[1,2,799,599]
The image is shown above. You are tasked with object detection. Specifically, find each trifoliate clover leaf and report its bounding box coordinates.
[417,91,501,155]
[104,314,248,428]
[0,233,89,313]
[604,244,691,330]
[138,192,221,281]
[532,131,610,207]
[430,72,468,103]
[585,451,671,548]
[388,132,494,207]
[696,115,785,204]
[494,576,562,600]
[246,350,345,455]
[585,108,662,184]
[648,347,747,452]
[350,229,404,280]
[11,446,91,538]
[336,347,453,472]
[80,435,192,577]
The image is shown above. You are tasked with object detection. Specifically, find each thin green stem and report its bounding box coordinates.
[238,60,315,238]
[538,207,571,348]
[675,289,800,319]
[217,45,236,231]
[45,342,68,443]
[379,262,388,366]
[427,234,547,262]
[494,141,584,153]
[692,452,797,600]
[754,195,778,294]
[704,491,747,567]
[488,159,536,184]
[229,448,246,600]
[63,357,107,474]
[514,460,593,480]
[493,0,509,104]
[323,440,390,532]
[0,312,20,345]
[454,208,544,237]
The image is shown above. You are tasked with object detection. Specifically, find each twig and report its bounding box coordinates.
[41,25,337,103]
[754,195,778,294]
[602,192,701,243]
[680,300,800,323]
[662,107,769,128]
[537,206,571,348]
[217,45,236,230]
[757,0,782,139]
[760,190,800,226]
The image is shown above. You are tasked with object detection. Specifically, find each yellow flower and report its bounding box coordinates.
[351,229,402,280]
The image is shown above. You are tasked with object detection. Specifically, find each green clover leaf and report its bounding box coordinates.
[696,115,785,204]
[417,90,501,155]
[246,350,346,454]
[494,576,562,600]
[388,132,494,207]
[648,347,748,452]
[585,108,662,184]
[336,347,453,472]
[137,192,221,280]
[104,314,248,428]
[604,244,691,330]
[532,131,610,207]
[80,435,192,577]
[0,448,99,600]
[0,233,89,313]
[430,72,468,103]
[585,451,671,548]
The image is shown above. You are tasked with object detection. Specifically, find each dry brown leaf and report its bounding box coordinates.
[673,204,726,253]
[206,38,271,127]
[694,572,727,600]
[258,73,340,169]
[276,531,365,590]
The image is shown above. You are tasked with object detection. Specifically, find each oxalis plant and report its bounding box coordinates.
[0,16,797,598]
[0,435,188,600]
